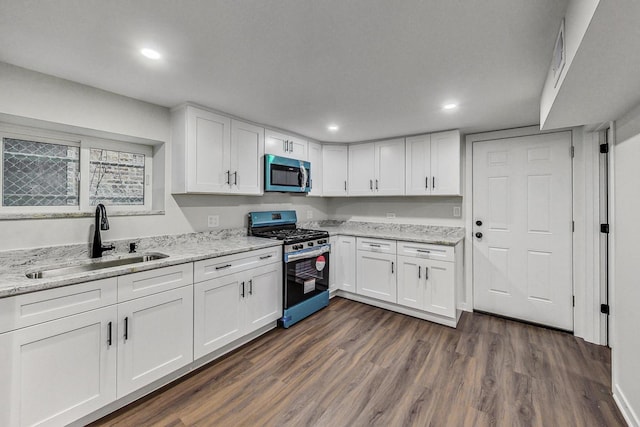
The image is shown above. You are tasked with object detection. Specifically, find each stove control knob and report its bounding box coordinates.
[318,239,326,244]
[295,244,303,250]
[308,242,314,247]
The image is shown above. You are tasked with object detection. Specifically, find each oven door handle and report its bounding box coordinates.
[285,246,330,263]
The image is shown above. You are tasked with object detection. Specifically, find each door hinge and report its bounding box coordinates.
[572,295,575,307]
[600,143,609,154]
[570,146,575,158]
[601,304,610,315]
[600,224,610,234]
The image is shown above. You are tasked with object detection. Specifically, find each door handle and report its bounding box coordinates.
[475,232,483,239]
[476,220,483,226]
[107,321,112,346]
[241,281,245,298]
[124,317,129,341]
[249,279,253,295]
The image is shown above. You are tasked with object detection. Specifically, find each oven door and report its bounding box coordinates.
[284,245,330,309]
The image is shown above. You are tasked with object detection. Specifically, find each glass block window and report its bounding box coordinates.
[2,138,79,207]
[89,148,145,206]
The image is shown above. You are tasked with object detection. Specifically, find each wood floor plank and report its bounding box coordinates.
[92,298,626,427]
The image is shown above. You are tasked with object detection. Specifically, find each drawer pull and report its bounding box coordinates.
[368,244,381,248]
[215,264,232,270]
[417,249,431,253]
[259,255,273,260]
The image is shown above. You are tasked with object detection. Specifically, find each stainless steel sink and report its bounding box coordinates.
[25,253,169,279]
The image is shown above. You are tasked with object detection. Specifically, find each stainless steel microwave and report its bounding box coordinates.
[264,154,311,193]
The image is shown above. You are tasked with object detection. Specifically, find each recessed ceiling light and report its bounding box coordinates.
[140,48,161,60]
[328,124,339,132]
[443,103,458,110]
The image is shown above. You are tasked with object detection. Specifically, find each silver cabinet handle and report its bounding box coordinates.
[375,179,379,190]
[416,249,431,253]
[283,140,287,152]
[370,179,373,190]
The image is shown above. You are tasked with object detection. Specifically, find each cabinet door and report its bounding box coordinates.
[348,143,375,196]
[322,145,348,196]
[265,130,307,161]
[307,142,323,196]
[405,134,432,195]
[397,256,423,310]
[374,139,405,195]
[430,130,461,195]
[230,120,264,195]
[336,235,357,292]
[356,251,397,303]
[0,306,117,427]
[186,106,232,193]
[424,259,456,318]
[245,262,282,333]
[117,286,193,397]
[193,274,244,360]
[328,236,338,292]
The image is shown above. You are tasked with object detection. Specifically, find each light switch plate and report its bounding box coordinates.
[207,215,220,227]
[453,206,461,217]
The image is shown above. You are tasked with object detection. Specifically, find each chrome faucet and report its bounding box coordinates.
[92,203,115,258]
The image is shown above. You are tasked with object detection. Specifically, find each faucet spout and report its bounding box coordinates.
[92,203,114,258]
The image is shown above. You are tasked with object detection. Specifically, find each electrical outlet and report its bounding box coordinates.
[307,210,313,219]
[207,215,219,227]
[453,206,461,217]
[386,213,396,219]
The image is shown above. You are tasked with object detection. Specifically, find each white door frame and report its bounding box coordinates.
[463,125,606,345]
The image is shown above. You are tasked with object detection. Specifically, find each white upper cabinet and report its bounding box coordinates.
[265,129,307,161]
[307,141,323,197]
[348,139,404,196]
[322,144,348,196]
[171,104,264,195]
[405,130,460,196]
[231,120,264,195]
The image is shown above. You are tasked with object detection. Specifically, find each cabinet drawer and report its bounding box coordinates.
[397,241,454,262]
[0,278,117,334]
[194,246,281,283]
[118,263,193,302]
[356,237,396,254]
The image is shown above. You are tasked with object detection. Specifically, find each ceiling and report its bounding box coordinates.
[0,0,567,142]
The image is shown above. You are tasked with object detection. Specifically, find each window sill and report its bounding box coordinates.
[0,210,165,220]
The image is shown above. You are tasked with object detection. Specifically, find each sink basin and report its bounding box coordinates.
[25,253,169,279]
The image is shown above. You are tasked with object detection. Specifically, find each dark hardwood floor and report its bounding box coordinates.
[92,297,625,427]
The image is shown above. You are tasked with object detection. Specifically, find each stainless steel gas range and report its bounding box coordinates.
[249,210,330,328]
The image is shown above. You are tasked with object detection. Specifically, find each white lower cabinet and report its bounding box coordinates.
[116,285,193,397]
[335,235,356,292]
[193,251,282,360]
[397,256,455,318]
[356,239,397,303]
[0,306,117,427]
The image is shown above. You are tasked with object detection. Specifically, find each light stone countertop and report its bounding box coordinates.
[0,221,464,299]
[301,220,465,246]
[0,229,282,299]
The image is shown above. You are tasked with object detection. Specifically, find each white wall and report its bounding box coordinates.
[0,62,329,251]
[539,0,599,127]
[326,196,463,226]
[611,102,640,426]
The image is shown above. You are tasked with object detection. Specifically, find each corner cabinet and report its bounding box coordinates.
[405,130,461,195]
[171,104,264,195]
[348,139,405,196]
[265,129,307,161]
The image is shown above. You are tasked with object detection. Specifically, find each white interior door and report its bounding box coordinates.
[472,131,573,330]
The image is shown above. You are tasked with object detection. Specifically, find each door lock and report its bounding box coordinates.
[475,220,483,226]
[475,232,483,239]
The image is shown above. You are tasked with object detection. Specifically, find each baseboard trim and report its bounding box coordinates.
[614,382,640,427]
